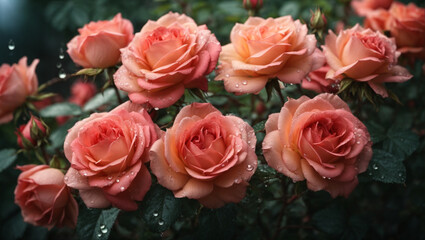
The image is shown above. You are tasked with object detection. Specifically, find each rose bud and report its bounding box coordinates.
[69,81,97,107]
[243,0,263,11]
[14,165,78,229]
[16,115,47,149]
[310,8,327,31]
[0,57,39,124]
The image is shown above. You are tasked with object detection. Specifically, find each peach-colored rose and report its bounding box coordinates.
[301,65,339,93]
[67,13,134,68]
[16,115,46,148]
[15,165,78,229]
[364,9,391,32]
[64,101,161,211]
[215,16,324,95]
[262,94,372,197]
[322,24,412,97]
[351,0,393,16]
[114,12,221,109]
[387,2,425,58]
[150,103,257,208]
[0,57,38,124]
[69,81,97,107]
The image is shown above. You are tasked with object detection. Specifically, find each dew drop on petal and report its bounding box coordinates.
[247,164,253,171]
[235,83,239,88]
[116,179,120,183]
[120,186,125,192]
[225,74,230,78]
[242,81,247,85]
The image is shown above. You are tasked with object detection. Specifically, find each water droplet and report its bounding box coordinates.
[130,171,135,175]
[83,172,88,176]
[368,172,372,176]
[373,164,378,170]
[235,83,239,88]
[380,175,384,180]
[296,70,301,73]
[225,74,230,78]
[116,179,120,183]
[101,228,108,234]
[247,164,253,171]
[120,186,125,192]
[8,39,15,50]
[242,81,247,85]
[56,62,62,69]
[356,141,361,144]
[58,69,66,79]
[107,176,112,180]
[322,176,327,179]
[398,172,403,177]
[154,107,159,110]
[59,48,65,59]
[158,220,164,226]
[100,224,106,230]
[153,212,159,217]
[64,176,69,181]
[97,233,102,238]
[234,178,241,184]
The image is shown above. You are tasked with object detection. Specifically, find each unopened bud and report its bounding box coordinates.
[16,115,47,149]
[310,8,327,31]
[243,0,263,11]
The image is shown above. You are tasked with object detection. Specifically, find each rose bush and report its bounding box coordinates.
[322,24,412,97]
[63,101,161,211]
[215,16,324,95]
[114,12,221,109]
[150,103,257,208]
[67,13,134,68]
[0,57,39,124]
[262,94,373,197]
[14,165,78,229]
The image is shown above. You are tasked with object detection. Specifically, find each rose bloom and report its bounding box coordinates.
[114,12,221,109]
[0,57,38,124]
[215,16,324,95]
[16,115,46,148]
[364,9,391,32]
[262,94,372,197]
[64,101,161,211]
[351,0,393,16]
[301,65,339,94]
[386,2,425,59]
[15,165,78,229]
[67,13,134,68]
[150,103,257,208]
[322,24,412,97]
[69,81,97,107]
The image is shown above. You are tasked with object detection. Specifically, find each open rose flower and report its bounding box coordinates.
[351,0,393,16]
[150,103,257,208]
[215,16,324,95]
[301,64,339,93]
[114,12,221,109]
[69,81,97,107]
[0,57,38,124]
[262,94,372,197]
[67,13,134,68]
[64,101,161,211]
[322,24,412,97]
[15,165,78,229]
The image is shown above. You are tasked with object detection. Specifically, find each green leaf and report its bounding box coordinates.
[382,127,419,161]
[76,205,120,240]
[366,149,406,183]
[40,102,82,117]
[0,149,17,173]
[311,203,346,236]
[47,117,78,151]
[1,211,28,240]
[74,68,103,76]
[195,205,237,240]
[365,121,386,143]
[253,120,266,132]
[140,185,184,233]
[83,88,117,112]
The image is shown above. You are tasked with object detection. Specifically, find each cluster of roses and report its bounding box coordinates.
[1,0,422,230]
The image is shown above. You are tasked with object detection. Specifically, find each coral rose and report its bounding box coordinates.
[0,57,39,124]
[16,115,47,148]
[351,0,393,16]
[64,101,161,211]
[15,165,78,229]
[114,12,221,109]
[387,2,425,59]
[215,16,324,95]
[322,24,412,97]
[150,103,257,208]
[67,13,134,68]
[364,9,391,32]
[69,81,97,107]
[262,94,372,197]
[301,65,339,93]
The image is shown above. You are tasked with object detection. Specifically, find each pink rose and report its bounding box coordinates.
[0,57,39,124]
[301,65,339,94]
[215,16,324,95]
[262,94,372,197]
[387,2,425,59]
[364,9,391,32]
[114,12,221,109]
[64,101,161,211]
[67,13,134,68]
[322,24,412,97]
[14,165,78,229]
[150,103,257,208]
[69,81,97,107]
[351,0,393,16]
[16,115,46,148]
